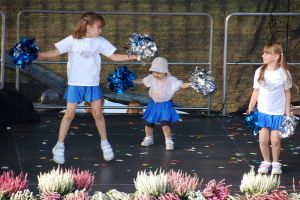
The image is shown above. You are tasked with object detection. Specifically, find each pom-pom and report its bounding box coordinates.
[244,111,261,136]
[107,65,136,94]
[189,66,216,95]
[9,37,39,69]
[279,114,299,138]
[127,33,158,61]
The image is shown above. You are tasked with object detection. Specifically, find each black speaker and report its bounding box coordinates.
[0,88,39,129]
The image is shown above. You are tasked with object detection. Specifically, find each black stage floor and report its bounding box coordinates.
[1,112,300,194]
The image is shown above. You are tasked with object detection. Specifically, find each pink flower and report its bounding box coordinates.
[64,190,89,200]
[0,170,28,197]
[251,189,290,200]
[71,168,94,192]
[40,191,61,200]
[157,193,180,200]
[167,170,199,197]
[202,179,231,200]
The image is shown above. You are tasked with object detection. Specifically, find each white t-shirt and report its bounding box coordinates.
[253,66,292,115]
[143,74,183,102]
[55,35,116,86]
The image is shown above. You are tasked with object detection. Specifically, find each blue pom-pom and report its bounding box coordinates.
[9,37,39,69]
[244,110,261,135]
[107,65,136,94]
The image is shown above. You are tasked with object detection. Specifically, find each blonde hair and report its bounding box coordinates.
[258,42,292,84]
[73,12,105,39]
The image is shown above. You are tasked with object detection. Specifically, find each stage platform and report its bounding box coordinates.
[1,112,299,194]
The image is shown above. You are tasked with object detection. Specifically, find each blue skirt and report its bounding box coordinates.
[143,98,180,124]
[64,85,102,103]
[257,111,283,131]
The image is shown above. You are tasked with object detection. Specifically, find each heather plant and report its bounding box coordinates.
[202,179,231,200]
[71,168,95,192]
[134,169,167,198]
[40,191,61,200]
[0,171,28,198]
[90,191,104,200]
[240,169,280,197]
[186,190,206,200]
[63,190,89,200]
[9,189,36,200]
[290,192,300,200]
[250,189,290,200]
[157,192,180,200]
[38,167,74,197]
[0,191,5,200]
[166,170,199,198]
[104,189,130,200]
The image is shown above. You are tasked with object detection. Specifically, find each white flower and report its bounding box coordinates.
[9,189,36,200]
[290,193,300,200]
[0,192,4,200]
[240,168,279,196]
[90,191,104,200]
[37,167,74,196]
[134,169,167,197]
[105,189,130,200]
[187,190,206,200]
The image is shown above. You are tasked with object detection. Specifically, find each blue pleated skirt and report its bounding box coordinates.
[143,98,180,124]
[257,111,283,130]
[64,85,103,103]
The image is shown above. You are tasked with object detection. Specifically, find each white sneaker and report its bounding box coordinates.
[165,139,174,151]
[101,143,114,161]
[271,162,282,175]
[140,137,154,146]
[257,161,271,174]
[52,145,65,164]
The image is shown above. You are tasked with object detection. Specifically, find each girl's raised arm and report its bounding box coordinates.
[109,53,137,62]
[133,78,143,85]
[181,82,190,89]
[38,49,61,59]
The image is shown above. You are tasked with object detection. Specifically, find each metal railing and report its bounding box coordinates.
[222,12,300,116]
[0,11,5,89]
[16,10,214,111]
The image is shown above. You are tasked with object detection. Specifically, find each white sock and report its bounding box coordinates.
[55,142,64,148]
[165,137,172,141]
[146,135,153,139]
[101,139,110,146]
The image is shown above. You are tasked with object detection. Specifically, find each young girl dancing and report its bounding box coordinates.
[38,12,137,164]
[135,57,190,150]
[248,42,292,174]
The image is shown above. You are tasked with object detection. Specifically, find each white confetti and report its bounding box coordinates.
[1,166,9,170]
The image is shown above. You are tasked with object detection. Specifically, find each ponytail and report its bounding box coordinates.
[73,12,105,39]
